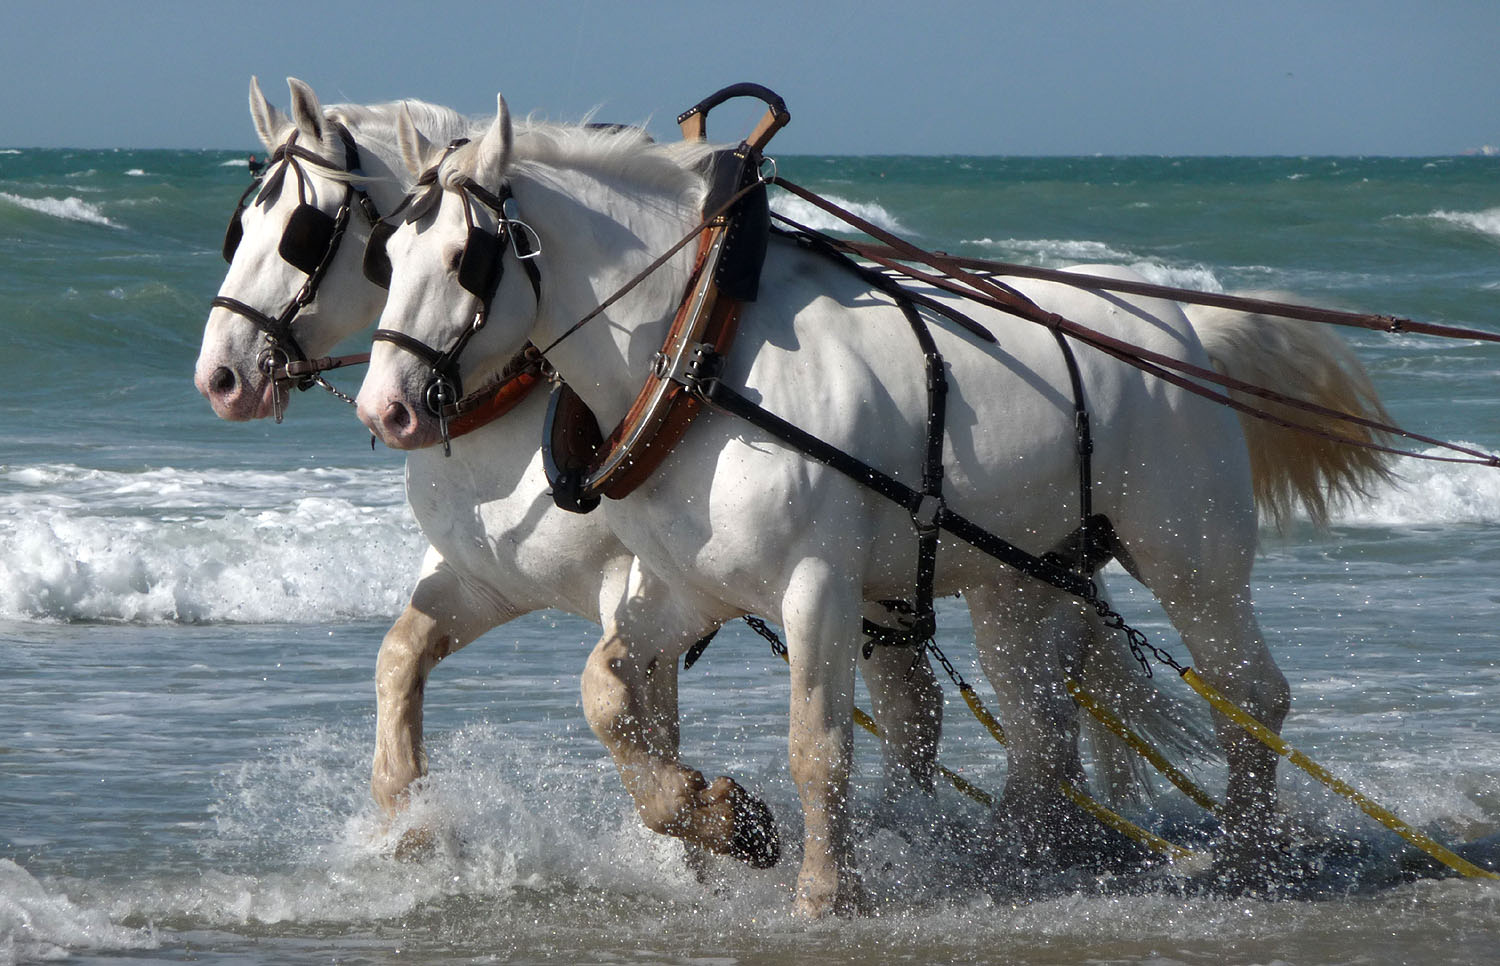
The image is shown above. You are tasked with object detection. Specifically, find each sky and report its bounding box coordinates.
[2,0,1497,156]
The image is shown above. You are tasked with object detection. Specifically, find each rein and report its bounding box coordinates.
[766,176,1500,470]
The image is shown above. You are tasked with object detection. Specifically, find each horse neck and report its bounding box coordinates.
[512,162,706,424]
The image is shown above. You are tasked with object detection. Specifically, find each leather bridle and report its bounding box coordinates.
[212,123,380,394]
[363,142,542,450]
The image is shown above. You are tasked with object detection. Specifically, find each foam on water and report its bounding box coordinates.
[771,191,906,234]
[0,861,157,965]
[1328,445,1500,527]
[0,463,421,623]
[0,191,121,228]
[1425,206,1500,243]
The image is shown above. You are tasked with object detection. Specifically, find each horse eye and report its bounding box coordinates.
[447,249,464,275]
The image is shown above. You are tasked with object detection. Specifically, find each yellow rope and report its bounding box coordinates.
[1180,668,1498,881]
[1063,676,1221,813]
[843,655,1197,863]
[1059,780,1199,864]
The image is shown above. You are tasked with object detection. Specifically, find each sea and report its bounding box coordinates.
[1,147,1497,965]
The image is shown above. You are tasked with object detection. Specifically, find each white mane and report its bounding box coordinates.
[439,119,719,208]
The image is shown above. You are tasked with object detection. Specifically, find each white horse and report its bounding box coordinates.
[195,78,966,855]
[357,94,1393,915]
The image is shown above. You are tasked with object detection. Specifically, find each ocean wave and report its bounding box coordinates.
[770,191,906,234]
[124,168,147,177]
[0,860,157,963]
[219,157,252,168]
[0,191,121,228]
[0,464,420,624]
[1425,207,1500,242]
[962,236,1135,265]
[958,237,1226,291]
[1327,445,1500,527]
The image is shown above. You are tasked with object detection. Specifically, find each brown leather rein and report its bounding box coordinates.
[762,177,1500,470]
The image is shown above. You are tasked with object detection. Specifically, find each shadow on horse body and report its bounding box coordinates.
[357,94,1393,916]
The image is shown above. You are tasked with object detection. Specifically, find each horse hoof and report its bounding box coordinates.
[703,776,780,869]
[393,825,437,862]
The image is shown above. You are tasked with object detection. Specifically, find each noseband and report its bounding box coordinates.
[364,145,541,451]
[212,123,380,398]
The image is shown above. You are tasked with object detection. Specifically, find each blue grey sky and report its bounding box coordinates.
[3,0,1496,155]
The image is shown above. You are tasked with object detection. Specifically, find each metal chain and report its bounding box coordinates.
[742,613,976,695]
[310,373,358,408]
[1083,578,1186,678]
[741,614,786,657]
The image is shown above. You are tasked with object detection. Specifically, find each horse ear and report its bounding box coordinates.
[286,77,326,144]
[248,76,287,152]
[475,93,513,184]
[396,103,433,177]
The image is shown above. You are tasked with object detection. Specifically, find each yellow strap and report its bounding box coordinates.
[1064,676,1221,814]
[961,684,1007,745]
[1181,668,1498,881]
[784,649,1196,861]
[1060,780,1202,864]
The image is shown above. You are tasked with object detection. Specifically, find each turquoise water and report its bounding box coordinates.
[1,148,1498,963]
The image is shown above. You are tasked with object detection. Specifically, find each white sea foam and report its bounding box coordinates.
[771,191,906,234]
[963,236,1135,265]
[0,149,21,155]
[0,860,157,964]
[955,236,1227,292]
[220,158,251,168]
[1426,206,1500,242]
[1328,445,1500,527]
[0,191,121,228]
[123,168,147,177]
[0,464,421,624]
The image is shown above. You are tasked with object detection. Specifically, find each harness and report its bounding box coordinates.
[535,85,1113,653]
[212,124,380,408]
[363,140,543,455]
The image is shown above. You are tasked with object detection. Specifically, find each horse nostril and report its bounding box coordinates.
[382,401,413,435]
[208,366,238,396]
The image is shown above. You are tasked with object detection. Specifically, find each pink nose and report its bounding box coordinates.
[359,394,427,449]
[196,364,270,421]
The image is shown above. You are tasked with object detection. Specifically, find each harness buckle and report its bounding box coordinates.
[912,493,944,535]
[681,343,724,398]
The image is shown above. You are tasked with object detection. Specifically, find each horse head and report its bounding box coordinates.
[195,77,469,422]
[357,94,544,451]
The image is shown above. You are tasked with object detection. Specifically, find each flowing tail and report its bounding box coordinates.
[1185,294,1397,530]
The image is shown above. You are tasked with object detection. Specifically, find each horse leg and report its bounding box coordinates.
[1152,574,1288,876]
[372,556,511,833]
[782,557,867,918]
[580,561,779,871]
[1119,511,1290,882]
[857,627,941,796]
[965,578,1095,862]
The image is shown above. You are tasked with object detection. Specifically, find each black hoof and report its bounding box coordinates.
[727,792,780,869]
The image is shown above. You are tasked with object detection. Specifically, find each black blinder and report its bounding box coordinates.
[458,226,502,299]
[363,220,396,289]
[222,211,244,264]
[278,204,338,276]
